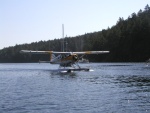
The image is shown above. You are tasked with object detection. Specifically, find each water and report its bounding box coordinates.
[0,63,150,113]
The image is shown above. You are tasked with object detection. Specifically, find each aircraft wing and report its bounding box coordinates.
[20,50,74,54]
[72,51,109,54]
[20,50,109,54]
[20,50,53,54]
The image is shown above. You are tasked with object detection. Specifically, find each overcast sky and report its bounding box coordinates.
[0,0,149,49]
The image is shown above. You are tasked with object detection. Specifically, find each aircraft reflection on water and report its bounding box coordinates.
[146,58,150,66]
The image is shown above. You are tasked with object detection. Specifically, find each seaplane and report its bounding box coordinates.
[20,50,109,73]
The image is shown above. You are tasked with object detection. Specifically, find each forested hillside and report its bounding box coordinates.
[0,5,150,63]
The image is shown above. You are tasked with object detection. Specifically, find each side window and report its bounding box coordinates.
[58,55,62,59]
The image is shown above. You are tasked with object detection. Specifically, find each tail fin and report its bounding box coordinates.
[50,54,56,62]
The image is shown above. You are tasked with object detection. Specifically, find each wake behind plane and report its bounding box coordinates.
[20,50,109,73]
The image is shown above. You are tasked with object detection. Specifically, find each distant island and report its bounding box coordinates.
[0,5,150,63]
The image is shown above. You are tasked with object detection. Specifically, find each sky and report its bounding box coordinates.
[0,0,150,49]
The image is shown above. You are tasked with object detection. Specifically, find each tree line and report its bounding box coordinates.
[0,5,150,63]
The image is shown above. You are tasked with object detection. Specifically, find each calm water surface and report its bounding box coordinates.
[0,63,150,113]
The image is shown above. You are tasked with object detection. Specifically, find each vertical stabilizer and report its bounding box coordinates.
[50,54,56,62]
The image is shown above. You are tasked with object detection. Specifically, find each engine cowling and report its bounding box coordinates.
[73,54,78,62]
